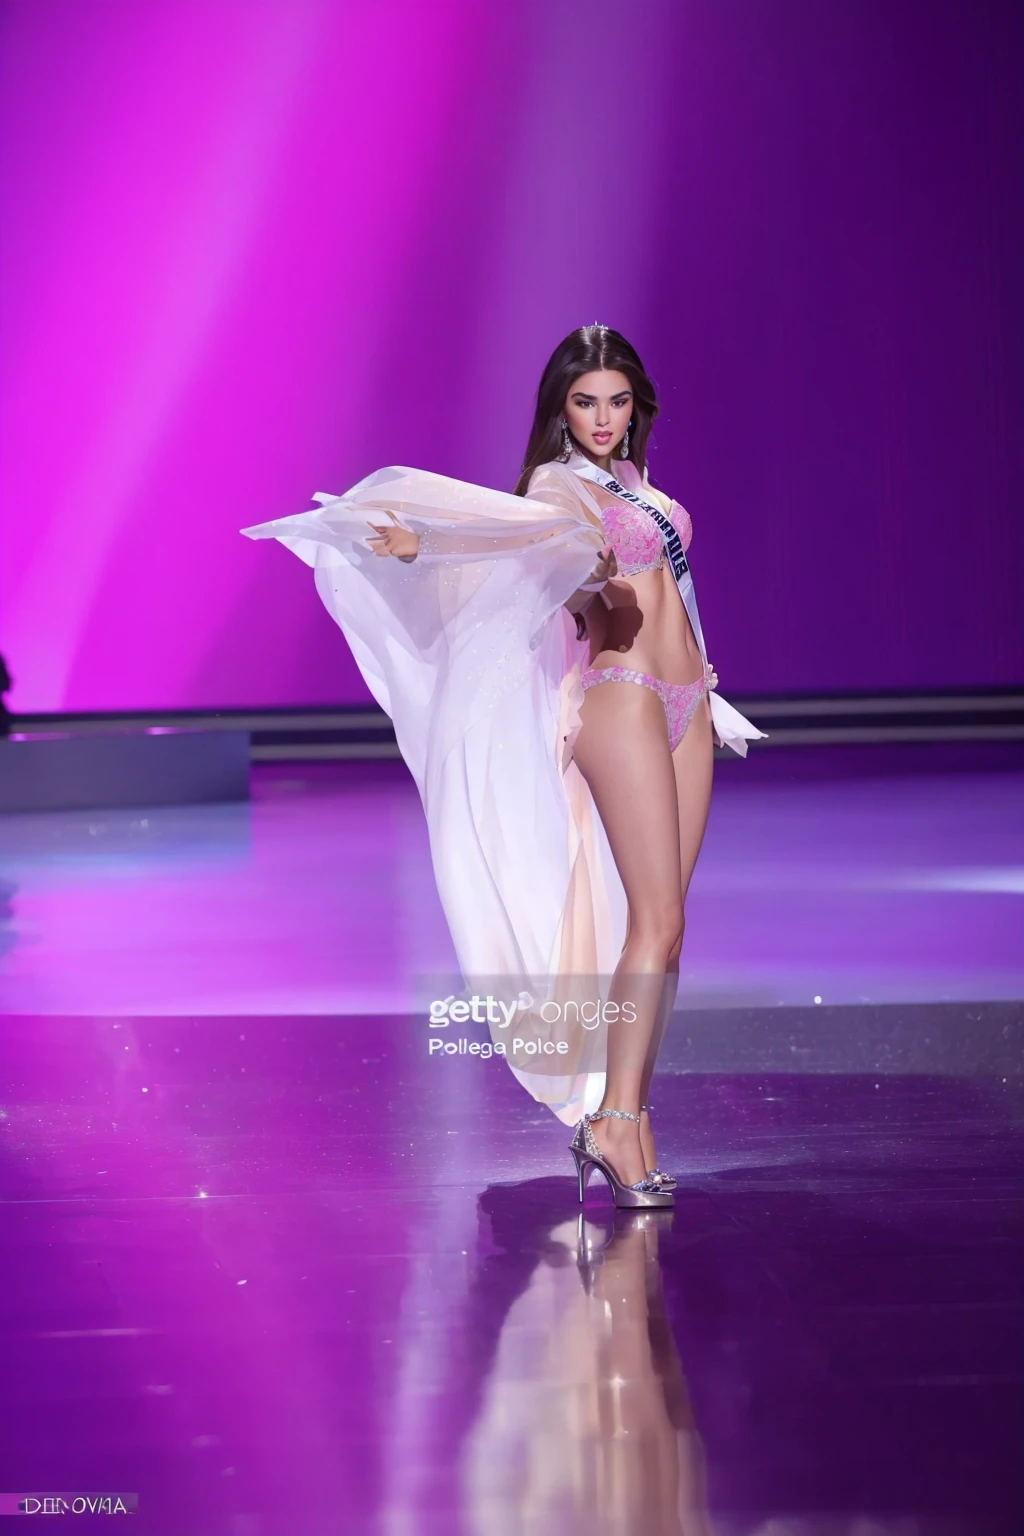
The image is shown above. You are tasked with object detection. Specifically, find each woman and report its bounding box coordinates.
[242,325,764,1209]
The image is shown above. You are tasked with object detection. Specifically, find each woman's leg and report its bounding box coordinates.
[638,690,715,1172]
[571,679,684,1188]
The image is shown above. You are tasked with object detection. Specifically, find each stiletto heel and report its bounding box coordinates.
[640,1101,677,1190]
[570,1145,589,1202]
[568,1109,674,1209]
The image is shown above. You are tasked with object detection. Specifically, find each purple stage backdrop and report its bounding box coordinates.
[1,0,1021,713]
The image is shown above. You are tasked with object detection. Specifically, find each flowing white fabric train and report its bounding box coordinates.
[241,461,764,1123]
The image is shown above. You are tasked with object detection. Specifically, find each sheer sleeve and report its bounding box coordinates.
[241,461,629,1134]
[523,463,608,639]
[240,464,604,774]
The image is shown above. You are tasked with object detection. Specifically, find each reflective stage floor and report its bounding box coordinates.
[1,756,1022,1016]
[1,756,1022,1534]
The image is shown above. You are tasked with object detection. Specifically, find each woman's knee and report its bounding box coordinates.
[626,902,684,962]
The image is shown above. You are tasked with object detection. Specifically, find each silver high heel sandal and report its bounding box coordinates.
[569,1109,674,1209]
[640,1101,677,1190]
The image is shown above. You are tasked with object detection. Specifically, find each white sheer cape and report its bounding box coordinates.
[240,461,764,1124]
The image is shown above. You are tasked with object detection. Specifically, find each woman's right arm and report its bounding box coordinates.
[363,464,611,581]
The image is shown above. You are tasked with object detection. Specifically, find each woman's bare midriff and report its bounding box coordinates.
[582,484,704,685]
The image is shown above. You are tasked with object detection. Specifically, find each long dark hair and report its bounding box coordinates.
[514,325,658,496]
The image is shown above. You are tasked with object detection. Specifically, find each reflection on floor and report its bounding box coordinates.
[0,1016,1021,1535]
[1,755,1021,1531]
[0,760,1022,1015]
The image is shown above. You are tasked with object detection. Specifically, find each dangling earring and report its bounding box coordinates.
[561,419,573,459]
[621,423,631,460]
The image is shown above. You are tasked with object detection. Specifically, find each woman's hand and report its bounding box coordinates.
[587,579,643,655]
[589,544,617,584]
[366,512,420,562]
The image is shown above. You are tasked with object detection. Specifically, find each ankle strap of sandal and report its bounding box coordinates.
[587,1108,640,1124]
[640,1102,652,1113]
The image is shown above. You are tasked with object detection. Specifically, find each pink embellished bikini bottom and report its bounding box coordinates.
[580,661,713,751]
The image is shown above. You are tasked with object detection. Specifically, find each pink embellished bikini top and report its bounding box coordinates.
[599,488,692,577]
